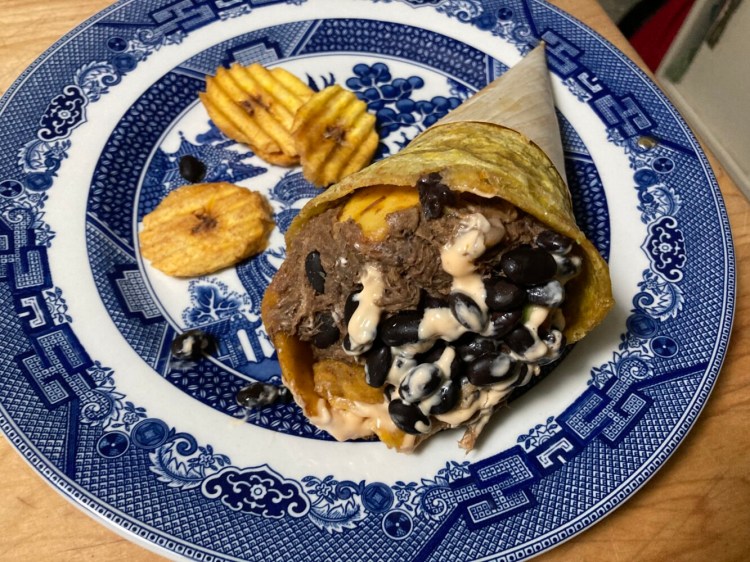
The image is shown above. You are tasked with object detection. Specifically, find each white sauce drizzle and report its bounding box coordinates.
[441,214,494,276]
[414,419,431,434]
[332,211,582,440]
[509,305,553,362]
[553,253,582,282]
[452,275,487,311]
[434,346,456,374]
[435,383,516,427]
[419,308,466,341]
[310,398,416,450]
[345,265,384,355]
[402,364,438,404]
[417,347,457,415]
[392,340,434,359]
[416,213,502,345]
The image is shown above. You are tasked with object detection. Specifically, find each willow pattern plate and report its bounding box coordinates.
[0,0,734,560]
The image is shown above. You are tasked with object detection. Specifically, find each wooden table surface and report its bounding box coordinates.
[1,0,748,560]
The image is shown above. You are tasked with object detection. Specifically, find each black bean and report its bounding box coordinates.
[419,290,448,310]
[538,328,566,365]
[505,326,536,354]
[236,382,291,408]
[418,173,455,220]
[344,288,362,324]
[500,246,557,286]
[305,250,326,294]
[486,310,522,338]
[171,329,215,360]
[384,384,397,401]
[311,311,339,348]
[527,280,565,307]
[365,342,391,387]
[544,328,566,349]
[485,278,526,311]
[380,310,422,346]
[428,380,460,415]
[415,340,446,364]
[456,335,497,363]
[178,155,206,183]
[449,292,486,332]
[536,230,572,255]
[466,353,516,386]
[388,399,431,435]
[555,254,582,279]
[399,363,442,404]
[513,364,533,387]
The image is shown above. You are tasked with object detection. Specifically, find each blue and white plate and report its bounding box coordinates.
[0,0,734,560]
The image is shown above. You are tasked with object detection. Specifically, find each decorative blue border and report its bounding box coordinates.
[0,0,735,560]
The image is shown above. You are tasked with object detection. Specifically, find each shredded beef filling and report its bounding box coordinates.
[265,195,545,362]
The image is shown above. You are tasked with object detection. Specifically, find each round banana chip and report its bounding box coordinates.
[200,63,313,166]
[292,84,379,187]
[139,182,275,277]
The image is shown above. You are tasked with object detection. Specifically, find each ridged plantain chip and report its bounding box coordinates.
[292,84,378,187]
[140,182,275,277]
[200,63,313,166]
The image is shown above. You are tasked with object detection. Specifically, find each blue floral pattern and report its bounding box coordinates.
[38,85,88,142]
[644,216,686,282]
[183,279,253,327]
[203,465,310,518]
[297,460,471,532]
[517,416,562,452]
[150,435,231,490]
[590,351,654,389]
[344,63,465,157]
[43,286,72,325]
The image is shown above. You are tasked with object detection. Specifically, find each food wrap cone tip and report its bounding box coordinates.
[437,43,566,184]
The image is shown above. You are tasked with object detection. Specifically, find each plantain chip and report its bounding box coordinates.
[200,63,313,166]
[292,84,378,187]
[139,182,275,277]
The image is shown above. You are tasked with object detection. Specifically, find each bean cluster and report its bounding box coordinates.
[304,225,581,435]
[302,169,581,434]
